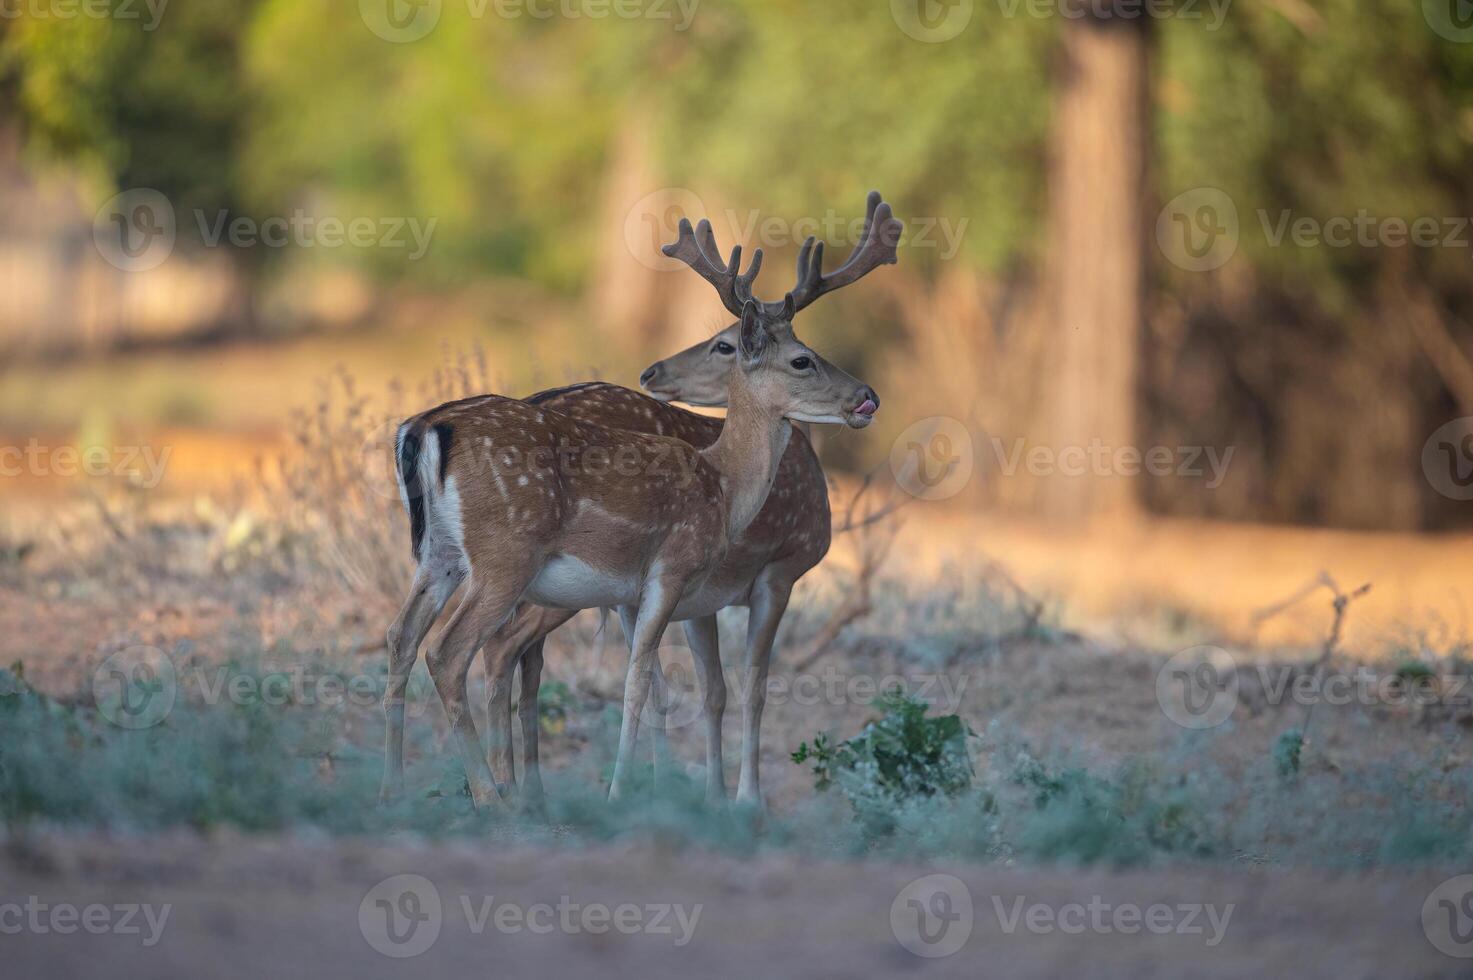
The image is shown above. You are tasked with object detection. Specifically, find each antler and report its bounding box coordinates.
[663,191,903,320]
[787,191,903,314]
[662,217,764,318]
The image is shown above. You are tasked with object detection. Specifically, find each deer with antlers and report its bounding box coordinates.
[383,193,899,807]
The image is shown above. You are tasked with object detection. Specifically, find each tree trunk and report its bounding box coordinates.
[1038,11,1151,523]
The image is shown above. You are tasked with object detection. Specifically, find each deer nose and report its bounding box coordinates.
[855,387,880,416]
[639,363,662,389]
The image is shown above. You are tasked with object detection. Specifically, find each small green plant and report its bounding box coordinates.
[1392,659,1439,702]
[538,679,571,735]
[1273,727,1304,779]
[791,732,841,791]
[1394,659,1434,682]
[792,688,973,833]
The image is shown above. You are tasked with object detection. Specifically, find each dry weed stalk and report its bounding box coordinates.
[274,347,499,615]
[789,471,908,672]
[978,558,1047,638]
[1251,570,1373,745]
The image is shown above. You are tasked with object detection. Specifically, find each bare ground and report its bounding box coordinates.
[3,508,1473,976]
[0,831,1463,978]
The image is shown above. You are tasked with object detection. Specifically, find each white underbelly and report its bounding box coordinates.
[524,555,639,609]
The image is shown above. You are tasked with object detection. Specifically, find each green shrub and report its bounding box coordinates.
[792,688,973,834]
[997,748,1217,866]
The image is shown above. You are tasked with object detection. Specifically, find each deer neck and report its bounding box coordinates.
[700,374,791,539]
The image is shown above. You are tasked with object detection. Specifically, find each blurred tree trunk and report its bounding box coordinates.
[1038,10,1151,523]
[590,111,665,345]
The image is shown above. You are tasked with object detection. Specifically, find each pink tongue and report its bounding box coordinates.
[856,399,878,416]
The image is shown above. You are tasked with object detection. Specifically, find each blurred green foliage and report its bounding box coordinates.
[3,1,1473,300]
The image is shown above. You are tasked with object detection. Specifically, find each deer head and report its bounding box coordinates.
[642,191,895,424]
[644,191,901,427]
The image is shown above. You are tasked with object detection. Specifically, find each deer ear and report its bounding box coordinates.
[738,300,767,361]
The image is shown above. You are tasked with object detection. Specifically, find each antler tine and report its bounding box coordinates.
[786,190,904,314]
[663,217,762,317]
[662,216,765,315]
[710,223,763,306]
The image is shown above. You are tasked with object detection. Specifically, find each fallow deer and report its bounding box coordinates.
[384,195,898,807]
[478,370,826,807]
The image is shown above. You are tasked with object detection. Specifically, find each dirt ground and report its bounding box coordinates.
[4,491,1473,976]
[2,831,1463,979]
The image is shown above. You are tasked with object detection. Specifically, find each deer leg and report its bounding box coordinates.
[618,605,670,781]
[426,574,527,809]
[381,561,462,802]
[736,576,793,807]
[609,582,683,801]
[518,637,547,806]
[480,605,576,794]
[683,615,727,802]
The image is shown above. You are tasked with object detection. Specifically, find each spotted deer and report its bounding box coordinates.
[481,371,824,807]
[384,194,898,807]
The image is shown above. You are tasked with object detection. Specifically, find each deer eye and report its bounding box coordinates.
[714,341,736,355]
[790,356,813,371]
